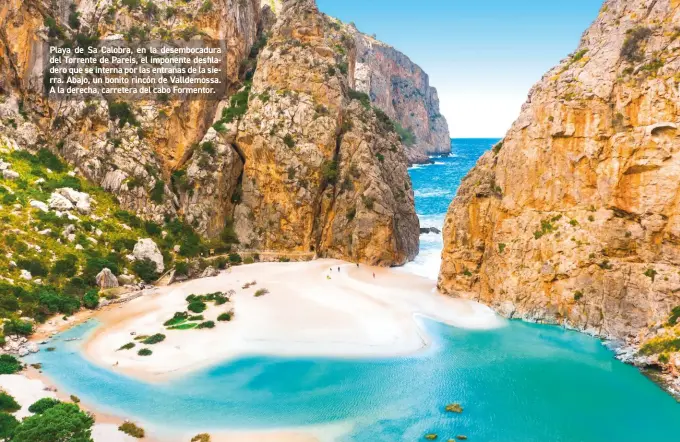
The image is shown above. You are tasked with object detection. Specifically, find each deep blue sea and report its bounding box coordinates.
[27,139,680,441]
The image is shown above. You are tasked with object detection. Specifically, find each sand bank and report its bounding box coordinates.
[83,259,504,381]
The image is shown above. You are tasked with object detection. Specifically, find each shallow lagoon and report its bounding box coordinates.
[27,139,680,440]
[27,317,680,441]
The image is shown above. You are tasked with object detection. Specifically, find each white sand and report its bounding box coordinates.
[84,259,504,381]
[0,374,138,441]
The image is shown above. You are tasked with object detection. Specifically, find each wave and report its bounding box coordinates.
[414,189,454,198]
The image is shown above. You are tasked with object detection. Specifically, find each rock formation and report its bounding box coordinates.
[349,28,451,164]
[439,0,680,384]
[232,0,419,265]
[0,0,422,265]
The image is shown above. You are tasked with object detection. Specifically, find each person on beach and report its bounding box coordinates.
[337,267,340,272]
[372,272,375,279]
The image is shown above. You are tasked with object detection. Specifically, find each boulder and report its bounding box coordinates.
[48,193,74,211]
[200,266,219,278]
[132,238,164,273]
[96,268,119,289]
[55,188,91,214]
[20,269,32,280]
[29,200,49,212]
[2,169,19,180]
[117,273,136,285]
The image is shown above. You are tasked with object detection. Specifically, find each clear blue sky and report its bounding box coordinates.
[317,0,603,138]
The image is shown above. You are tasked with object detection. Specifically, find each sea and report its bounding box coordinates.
[26,139,680,441]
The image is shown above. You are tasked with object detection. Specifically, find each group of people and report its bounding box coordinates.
[328,264,375,279]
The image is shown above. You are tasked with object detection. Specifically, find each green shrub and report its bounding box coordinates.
[144,221,162,236]
[121,0,141,10]
[201,141,216,155]
[108,101,138,127]
[0,392,20,413]
[150,180,165,203]
[197,321,215,329]
[17,258,48,277]
[38,289,80,315]
[283,134,295,148]
[621,27,652,62]
[254,288,269,297]
[644,268,657,282]
[175,261,189,276]
[498,243,506,253]
[244,257,254,264]
[164,311,188,327]
[137,348,152,356]
[348,89,371,109]
[132,258,159,283]
[228,253,242,264]
[217,311,234,321]
[12,403,94,442]
[220,221,239,245]
[0,413,19,440]
[119,421,145,438]
[142,333,165,345]
[394,122,416,146]
[28,397,61,414]
[83,256,120,282]
[83,289,99,309]
[118,342,135,351]
[668,306,680,326]
[188,301,207,313]
[3,319,33,337]
[52,254,78,277]
[321,160,338,184]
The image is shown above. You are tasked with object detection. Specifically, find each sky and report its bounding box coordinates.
[317,0,603,138]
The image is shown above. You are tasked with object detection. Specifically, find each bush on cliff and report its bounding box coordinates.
[132,258,159,283]
[621,27,652,62]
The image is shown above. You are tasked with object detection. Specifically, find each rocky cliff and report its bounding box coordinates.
[0,0,420,265]
[438,0,680,391]
[232,0,419,265]
[349,28,451,164]
[262,3,451,164]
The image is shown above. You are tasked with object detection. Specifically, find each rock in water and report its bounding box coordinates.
[439,0,680,342]
[133,239,165,273]
[96,268,120,289]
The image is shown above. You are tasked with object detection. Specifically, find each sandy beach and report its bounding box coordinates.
[83,259,503,381]
[5,259,504,442]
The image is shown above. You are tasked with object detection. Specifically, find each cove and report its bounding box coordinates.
[26,316,680,441]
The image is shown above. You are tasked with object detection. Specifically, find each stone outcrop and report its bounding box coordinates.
[0,0,423,266]
[95,268,119,289]
[349,28,451,163]
[232,0,419,265]
[132,238,164,273]
[439,0,680,372]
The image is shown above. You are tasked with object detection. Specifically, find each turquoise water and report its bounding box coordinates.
[27,139,680,440]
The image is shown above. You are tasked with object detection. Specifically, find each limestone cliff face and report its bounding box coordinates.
[349,29,451,164]
[439,0,680,349]
[262,4,451,164]
[232,0,419,265]
[1,0,419,265]
[0,0,261,225]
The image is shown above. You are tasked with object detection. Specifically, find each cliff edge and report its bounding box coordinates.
[438,0,680,391]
